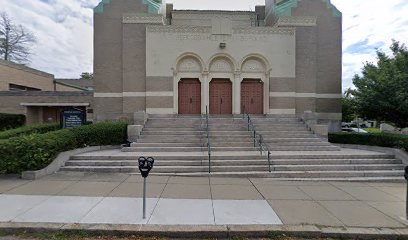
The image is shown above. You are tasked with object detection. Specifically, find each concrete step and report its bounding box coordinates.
[122,146,257,152]
[61,166,404,178]
[143,128,199,131]
[136,139,202,143]
[141,132,202,136]
[151,164,404,173]
[70,153,395,161]
[130,143,203,147]
[151,170,404,178]
[65,159,402,167]
[266,146,341,151]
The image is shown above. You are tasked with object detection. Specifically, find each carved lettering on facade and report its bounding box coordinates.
[210,59,233,73]
[178,58,201,72]
[242,59,265,73]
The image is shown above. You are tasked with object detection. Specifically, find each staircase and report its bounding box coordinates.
[61,114,404,181]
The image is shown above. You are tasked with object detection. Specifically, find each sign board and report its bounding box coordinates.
[61,108,86,129]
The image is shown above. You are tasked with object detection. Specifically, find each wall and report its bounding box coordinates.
[93,0,149,122]
[0,62,54,91]
[0,91,93,120]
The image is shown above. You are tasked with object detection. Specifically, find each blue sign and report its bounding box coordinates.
[61,108,85,128]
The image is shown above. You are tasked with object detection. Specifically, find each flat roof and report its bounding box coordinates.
[20,103,90,107]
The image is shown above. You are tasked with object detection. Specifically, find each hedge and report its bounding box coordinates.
[0,122,128,174]
[0,113,26,130]
[329,132,408,152]
[0,123,60,140]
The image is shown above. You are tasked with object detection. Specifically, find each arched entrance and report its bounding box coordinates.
[241,79,264,114]
[209,79,232,114]
[178,79,201,114]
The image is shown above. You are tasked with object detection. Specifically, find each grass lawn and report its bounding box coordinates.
[363,128,381,134]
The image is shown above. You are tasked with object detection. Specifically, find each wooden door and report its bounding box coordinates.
[178,79,201,114]
[209,79,232,114]
[241,79,263,114]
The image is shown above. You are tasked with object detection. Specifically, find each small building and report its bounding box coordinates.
[0,60,93,124]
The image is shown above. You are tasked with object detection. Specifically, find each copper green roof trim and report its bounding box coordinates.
[94,0,111,13]
[94,0,161,14]
[266,0,341,19]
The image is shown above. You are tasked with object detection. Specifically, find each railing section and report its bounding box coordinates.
[202,106,211,173]
[243,113,272,172]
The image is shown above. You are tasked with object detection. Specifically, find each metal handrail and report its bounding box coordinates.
[202,106,211,173]
[243,113,272,172]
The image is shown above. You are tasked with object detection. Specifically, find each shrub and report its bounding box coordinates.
[0,113,25,130]
[0,122,128,174]
[329,132,408,152]
[0,123,60,140]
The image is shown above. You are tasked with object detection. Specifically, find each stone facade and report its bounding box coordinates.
[93,0,342,127]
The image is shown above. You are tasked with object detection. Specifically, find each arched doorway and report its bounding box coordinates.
[241,79,264,114]
[209,79,232,114]
[178,79,201,114]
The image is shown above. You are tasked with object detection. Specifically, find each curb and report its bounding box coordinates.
[0,223,407,239]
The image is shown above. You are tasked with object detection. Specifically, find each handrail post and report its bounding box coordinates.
[253,130,256,147]
[268,151,271,172]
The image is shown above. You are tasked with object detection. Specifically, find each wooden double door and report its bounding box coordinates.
[178,79,201,114]
[209,79,232,114]
[241,79,264,114]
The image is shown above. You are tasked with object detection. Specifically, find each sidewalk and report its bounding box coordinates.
[0,172,407,237]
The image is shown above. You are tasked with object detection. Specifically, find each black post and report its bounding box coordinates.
[405,166,408,220]
[143,178,147,219]
[138,157,155,220]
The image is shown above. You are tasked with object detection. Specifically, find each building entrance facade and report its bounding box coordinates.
[209,79,232,114]
[241,79,264,114]
[178,79,201,114]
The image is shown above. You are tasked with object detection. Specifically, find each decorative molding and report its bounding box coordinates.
[94,93,122,98]
[277,16,317,27]
[242,59,266,73]
[233,27,295,35]
[147,25,211,33]
[210,59,234,73]
[172,11,256,21]
[147,26,294,35]
[146,91,174,97]
[178,58,202,72]
[269,92,342,98]
[95,92,174,97]
[20,103,90,107]
[123,13,164,24]
[146,108,174,114]
[269,109,296,114]
[123,92,145,97]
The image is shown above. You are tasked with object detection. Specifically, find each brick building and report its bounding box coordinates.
[93,0,342,131]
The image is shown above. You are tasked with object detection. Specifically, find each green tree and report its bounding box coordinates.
[341,89,357,122]
[352,40,408,128]
[0,12,36,63]
[80,72,94,80]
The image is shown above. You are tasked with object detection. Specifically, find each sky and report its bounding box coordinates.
[0,0,407,92]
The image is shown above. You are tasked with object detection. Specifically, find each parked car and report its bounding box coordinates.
[342,128,369,134]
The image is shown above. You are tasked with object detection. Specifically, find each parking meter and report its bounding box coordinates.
[138,157,155,219]
[405,166,408,220]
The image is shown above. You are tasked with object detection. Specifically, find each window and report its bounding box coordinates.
[9,84,41,91]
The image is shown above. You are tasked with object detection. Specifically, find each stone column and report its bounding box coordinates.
[202,71,209,114]
[233,71,241,114]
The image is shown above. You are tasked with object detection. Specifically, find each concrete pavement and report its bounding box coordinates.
[0,172,407,230]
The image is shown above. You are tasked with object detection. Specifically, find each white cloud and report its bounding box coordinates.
[0,0,407,91]
[332,0,408,91]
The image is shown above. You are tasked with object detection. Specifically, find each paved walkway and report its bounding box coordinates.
[0,173,407,229]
